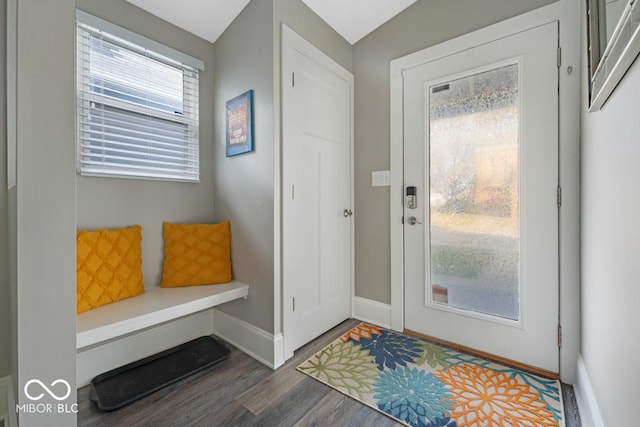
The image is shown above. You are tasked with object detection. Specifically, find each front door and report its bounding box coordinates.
[403,22,559,373]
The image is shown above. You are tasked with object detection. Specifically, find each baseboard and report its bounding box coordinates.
[273,333,285,369]
[76,310,214,388]
[352,297,391,329]
[213,309,284,369]
[574,355,605,427]
[0,375,16,427]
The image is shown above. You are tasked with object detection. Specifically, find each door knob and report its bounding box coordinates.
[343,209,353,217]
[407,216,422,225]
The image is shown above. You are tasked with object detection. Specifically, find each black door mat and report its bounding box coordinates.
[89,336,230,411]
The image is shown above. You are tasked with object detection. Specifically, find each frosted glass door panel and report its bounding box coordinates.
[428,64,520,321]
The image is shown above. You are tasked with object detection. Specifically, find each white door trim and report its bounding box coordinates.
[390,0,580,382]
[281,25,355,361]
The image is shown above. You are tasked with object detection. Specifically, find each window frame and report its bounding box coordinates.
[586,0,640,111]
[75,10,204,182]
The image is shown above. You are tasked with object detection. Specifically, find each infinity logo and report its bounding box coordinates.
[24,379,71,401]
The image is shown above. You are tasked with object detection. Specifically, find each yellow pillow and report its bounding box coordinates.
[76,225,145,314]
[161,221,232,288]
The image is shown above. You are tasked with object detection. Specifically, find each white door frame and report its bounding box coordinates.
[280,25,355,361]
[389,0,581,383]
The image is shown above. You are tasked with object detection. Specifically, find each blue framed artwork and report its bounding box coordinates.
[225,90,254,157]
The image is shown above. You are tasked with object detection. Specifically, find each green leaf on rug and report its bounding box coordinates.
[298,341,379,399]
[416,342,450,369]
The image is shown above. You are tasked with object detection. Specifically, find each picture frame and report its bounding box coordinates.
[225,89,254,157]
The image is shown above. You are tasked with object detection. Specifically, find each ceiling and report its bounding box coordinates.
[301,0,417,44]
[126,0,417,45]
[126,0,253,44]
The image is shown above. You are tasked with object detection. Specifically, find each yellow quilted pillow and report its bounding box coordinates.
[161,221,232,288]
[76,225,145,314]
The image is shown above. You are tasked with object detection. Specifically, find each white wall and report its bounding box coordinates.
[13,0,77,425]
[580,52,640,426]
[75,0,216,289]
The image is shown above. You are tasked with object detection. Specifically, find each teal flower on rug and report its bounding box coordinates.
[374,366,454,426]
[420,418,457,427]
[356,330,423,370]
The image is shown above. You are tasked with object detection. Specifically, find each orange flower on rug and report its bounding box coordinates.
[435,364,558,427]
[298,322,565,427]
[340,322,383,343]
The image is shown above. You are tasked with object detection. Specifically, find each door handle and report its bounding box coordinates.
[407,216,422,225]
[343,209,353,217]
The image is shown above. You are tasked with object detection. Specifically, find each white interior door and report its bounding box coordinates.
[403,23,559,373]
[282,27,353,355]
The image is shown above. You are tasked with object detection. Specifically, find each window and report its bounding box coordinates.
[76,11,204,182]
[587,0,640,110]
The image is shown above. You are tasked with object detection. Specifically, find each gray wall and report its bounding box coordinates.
[273,0,352,71]
[213,0,275,333]
[581,50,640,426]
[8,2,216,424]
[352,0,559,303]
[75,0,216,288]
[8,187,16,394]
[0,0,10,379]
[272,0,352,334]
[14,0,77,424]
[212,0,352,335]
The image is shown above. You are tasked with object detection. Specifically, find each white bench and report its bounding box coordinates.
[76,281,249,386]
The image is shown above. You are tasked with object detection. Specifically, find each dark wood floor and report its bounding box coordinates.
[78,319,581,426]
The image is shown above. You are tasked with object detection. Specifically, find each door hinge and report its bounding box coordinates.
[292,185,295,200]
[401,216,404,225]
[557,186,562,208]
[292,72,295,87]
[557,46,562,68]
[558,324,562,348]
[292,297,296,312]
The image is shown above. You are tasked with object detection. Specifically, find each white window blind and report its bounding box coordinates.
[76,11,202,182]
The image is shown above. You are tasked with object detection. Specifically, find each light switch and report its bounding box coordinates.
[372,170,390,187]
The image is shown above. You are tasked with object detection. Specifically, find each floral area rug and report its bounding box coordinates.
[297,323,564,427]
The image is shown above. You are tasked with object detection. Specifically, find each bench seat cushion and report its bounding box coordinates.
[76,225,145,313]
[161,221,232,288]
